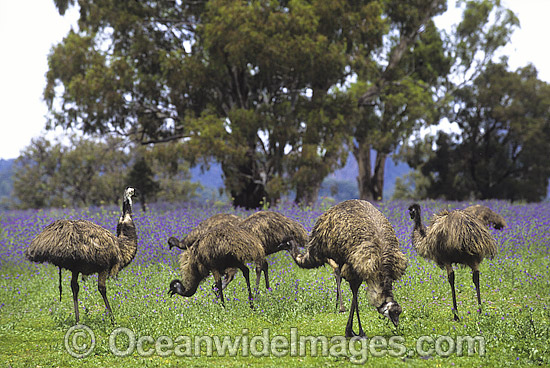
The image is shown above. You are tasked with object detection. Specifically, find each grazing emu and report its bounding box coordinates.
[287,200,407,337]
[463,204,507,230]
[222,211,309,290]
[25,187,138,323]
[408,203,497,321]
[167,213,242,250]
[168,222,265,308]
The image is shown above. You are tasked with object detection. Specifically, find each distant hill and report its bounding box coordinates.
[0,159,14,209]
[0,155,412,206]
[2,155,548,207]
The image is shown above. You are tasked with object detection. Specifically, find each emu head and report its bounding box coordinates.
[377,301,402,327]
[408,203,421,220]
[167,237,183,250]
[168,279,190,297]
[124,187,136,202]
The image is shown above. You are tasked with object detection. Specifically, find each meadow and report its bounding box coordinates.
[0,199,548,367]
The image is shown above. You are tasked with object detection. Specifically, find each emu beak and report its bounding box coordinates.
[379,301,401,328]
[391,314,399,327]
[169,280,182,297]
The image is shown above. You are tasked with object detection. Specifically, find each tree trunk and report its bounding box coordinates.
[354,142,387,201]
[222,149,269,209]
[295,179,322,206]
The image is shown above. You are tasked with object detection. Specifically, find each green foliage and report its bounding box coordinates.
[12,136,198,209]
[126,157,160,211]
[13,135,130,209]
[43,0,524,206]
[405,62,550,202]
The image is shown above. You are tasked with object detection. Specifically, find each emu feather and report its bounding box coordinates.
[26,187,138,324]
[288,199,407,337]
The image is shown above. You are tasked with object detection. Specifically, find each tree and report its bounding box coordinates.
[351,0,518,201]
[45,0,372,208]
[12,135,198,209]
[126,157,159,212]
[44,0,519,206]
[13,135,130,209]
[143,141,201,203]
[406,62,550,201]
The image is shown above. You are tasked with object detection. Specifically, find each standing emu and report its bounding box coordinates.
[25,187,138,323]
[287,200,407,337]
[167,213,242,250]
[168,222,265,308]
[408,203,497,321]
[463,204,507,229]
[222,211,309,290]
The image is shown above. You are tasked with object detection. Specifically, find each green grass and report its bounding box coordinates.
[1,245,549,367]
[1,200,549,367]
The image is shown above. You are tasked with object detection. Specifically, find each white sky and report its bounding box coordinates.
[0,0,549,160]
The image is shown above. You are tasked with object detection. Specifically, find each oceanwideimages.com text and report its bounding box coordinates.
[65,325,486,363]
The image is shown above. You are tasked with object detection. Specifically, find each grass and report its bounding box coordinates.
[0,200,549,367]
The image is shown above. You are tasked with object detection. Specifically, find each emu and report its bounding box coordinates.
[168,221,265,308]
[463,204,507,229]
[287,199,407,337]
[408,203,497,321]
[222,211,308,290]
[25,187,138,323]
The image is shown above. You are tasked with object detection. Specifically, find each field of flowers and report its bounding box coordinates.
[0,199,548,367]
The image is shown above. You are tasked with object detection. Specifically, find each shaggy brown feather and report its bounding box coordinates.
[288,199,407,337]
[168,213,242,250]
[169,222,265,308]
[25,187,138,323]
[220,211,309,289]
[409,203,497,321]
[240,211,308,255]
[463,204,507,229]
[412,208,497,268]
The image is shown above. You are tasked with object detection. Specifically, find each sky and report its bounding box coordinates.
[1,1,549,161]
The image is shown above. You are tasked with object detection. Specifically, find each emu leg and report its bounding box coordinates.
[237,263,254,309]
[446,264,460,321]
[212,270,225,308]
[59,267,63,302]
[255,260,269,290]
[255,264,262,290]
[98,271,114,323]
[345,280,364,338]
[472,266,482,313]
[70,271,80,324]
[221,268,237,290]
[333,266,345,313]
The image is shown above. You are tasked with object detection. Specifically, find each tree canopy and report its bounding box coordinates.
[400,61,550,202]
[12,136,198,209]
[39,0,545,208]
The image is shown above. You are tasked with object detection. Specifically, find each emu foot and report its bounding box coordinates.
[345,328,366,339]
[211,284,221,298]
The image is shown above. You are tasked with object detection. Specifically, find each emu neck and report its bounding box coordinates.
[413,213,426,239]
[367,277,395,308]
[288,239,325,269]
[178,281,199,297]
[117,199,138,268]
[122,198,132,215]
[181,259,208,296]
